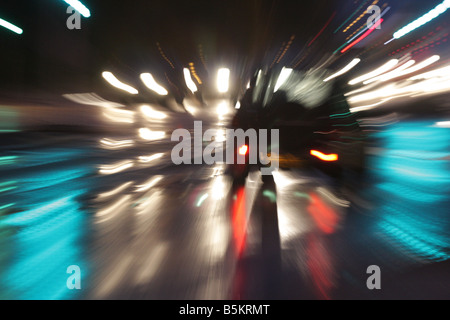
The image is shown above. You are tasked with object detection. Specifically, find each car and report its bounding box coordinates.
[227,66,366,186]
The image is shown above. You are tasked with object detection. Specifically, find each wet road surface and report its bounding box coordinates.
[0,102,449,300]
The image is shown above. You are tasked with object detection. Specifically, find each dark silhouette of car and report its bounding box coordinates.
[228,67,366,185]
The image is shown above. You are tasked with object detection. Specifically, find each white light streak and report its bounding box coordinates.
[211,176,227,200]
[138,128,165,140]
[348,59,399,85]
[183,68,198,93]
[393,0,450,40]
[62,93,124,108]
[274,67,293,92]
[102,71,138,94]
[99,160,134,175]
[324,58,361,82]
[103,107,135,123]
[140,73,168,95]
[363,60,416,84]
[409,65,450,80]
[138,153,164,163]
[434,121,450,127]
[140,105,167,120]
[135,176,163,192]
[316,187,350,207]
[100,138,134,149]
[216,101,229,117]
[97,181,134,200]
[0,17,23,34]
[64,0,91,18]
[392,55,440,79]
[97,195,130,217]
[217,68,230,93]
[350,99,392,113]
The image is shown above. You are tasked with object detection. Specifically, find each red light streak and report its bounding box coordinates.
[307,193,339,234]
[308,12,336,47]
[238,145,248,156]
[341,18,383,53]
[232,187,247,256]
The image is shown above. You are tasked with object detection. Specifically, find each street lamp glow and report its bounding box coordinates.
[63,0,91,18]
[217,68,230,93]
[0,18,23,35]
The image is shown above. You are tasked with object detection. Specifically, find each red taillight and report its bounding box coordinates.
[238,144,249,156]
[310,150,338,162]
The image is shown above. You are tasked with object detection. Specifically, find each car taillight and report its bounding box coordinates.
[310,149,338,161]
[238,144,249,156]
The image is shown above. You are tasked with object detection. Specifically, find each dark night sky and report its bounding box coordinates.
[0,1,336,88]
[0,0,446,96]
